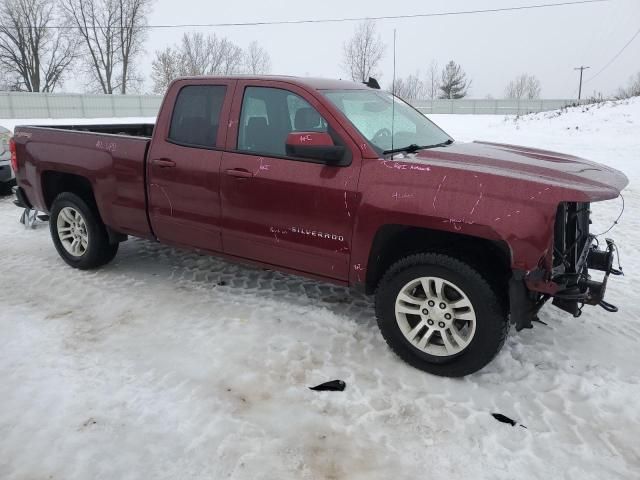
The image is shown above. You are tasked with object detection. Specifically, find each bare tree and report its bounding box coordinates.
[244,41,271,75]
[505,73,541,99]
[150,47,181,94]
[425,60,439,99]
[616,71,640,99]
[117,0,151,94]
[438,60,471,99]
[342,20,385,83]
[179,32,210,76]
[390,73,424,100]
[505,76,525,99]
[150,33,249,94]
[0,0,76,92]
[526,75,542,99]
[180,33,243,76]
[209,36,243,75]
[60,0,152,94]
[0,68,20,91]
[60,0,119,93]
[505,75,526,99]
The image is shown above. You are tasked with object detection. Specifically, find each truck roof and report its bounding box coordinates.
[175,75,369,91]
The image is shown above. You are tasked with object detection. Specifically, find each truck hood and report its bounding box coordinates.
[407,141,628,201]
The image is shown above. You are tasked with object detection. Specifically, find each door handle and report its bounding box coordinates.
[225,168,253,179]
[152,158,176,168]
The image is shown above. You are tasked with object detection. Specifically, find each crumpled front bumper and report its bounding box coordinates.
[508,196,625,330]
[550,235,621,315]
[510,233,622,331]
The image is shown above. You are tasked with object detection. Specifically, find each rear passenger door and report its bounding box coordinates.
[147,79,235,252]
[220,81,361,281]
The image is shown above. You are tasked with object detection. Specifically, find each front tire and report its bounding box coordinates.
[375,253,508,377]
[50,192,118,270]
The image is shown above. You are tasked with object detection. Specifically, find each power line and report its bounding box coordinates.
[585,25,640,83]
[37,0,609,30]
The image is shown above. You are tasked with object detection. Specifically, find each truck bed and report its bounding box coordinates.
[13,125,154,239]
[33,123,155,137]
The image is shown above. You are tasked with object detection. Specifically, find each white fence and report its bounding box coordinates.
[0,92,585,119]
[413,98,586,115]
[0,92,162,119]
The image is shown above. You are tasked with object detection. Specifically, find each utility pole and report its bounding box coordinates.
[574,66,590,100]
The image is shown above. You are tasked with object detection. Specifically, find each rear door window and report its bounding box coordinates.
[168,85,227,148]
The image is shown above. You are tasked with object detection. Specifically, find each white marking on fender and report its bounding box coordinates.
[432,175,447,210]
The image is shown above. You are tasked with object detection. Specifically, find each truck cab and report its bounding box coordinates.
[146,77,366,281]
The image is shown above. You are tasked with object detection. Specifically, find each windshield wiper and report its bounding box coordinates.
[383,143,426,155]
[383,139,453,156]
[427,139,454,149]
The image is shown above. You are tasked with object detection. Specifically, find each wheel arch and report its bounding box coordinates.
[42,171,96,212]
[365,224,512,295]
[42,171,125,244]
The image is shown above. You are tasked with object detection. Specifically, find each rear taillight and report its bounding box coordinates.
[9,137,17,172]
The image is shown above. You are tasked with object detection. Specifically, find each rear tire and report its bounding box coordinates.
[50,192,118,270]
[375,253,508,377]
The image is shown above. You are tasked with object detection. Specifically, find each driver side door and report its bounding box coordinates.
[220,81,361,281]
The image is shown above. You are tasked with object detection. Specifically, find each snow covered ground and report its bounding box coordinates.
[1,99,639,479]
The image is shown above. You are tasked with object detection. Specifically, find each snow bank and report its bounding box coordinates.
[1,99,639,479]
[432,96,640,181]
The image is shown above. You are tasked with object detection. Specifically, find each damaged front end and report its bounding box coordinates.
[550,201,622,315]
[510,201,623,330]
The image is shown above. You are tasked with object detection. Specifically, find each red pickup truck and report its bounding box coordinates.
[10,76,628,376]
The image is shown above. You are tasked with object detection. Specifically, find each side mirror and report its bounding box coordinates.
[285,132,346,164]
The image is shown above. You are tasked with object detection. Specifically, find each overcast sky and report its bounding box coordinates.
[82,0,640,98]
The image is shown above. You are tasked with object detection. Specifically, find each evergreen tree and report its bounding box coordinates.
[438,61,471,99]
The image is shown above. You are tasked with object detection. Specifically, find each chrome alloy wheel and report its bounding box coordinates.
[56,206,89,257]
[395,276,477,356]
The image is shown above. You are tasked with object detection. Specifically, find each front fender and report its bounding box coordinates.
[348,158,568,287]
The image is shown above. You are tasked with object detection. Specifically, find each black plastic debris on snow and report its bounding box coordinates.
[309,380,346,392]
[532,317,549,326]
[491,413,527,429]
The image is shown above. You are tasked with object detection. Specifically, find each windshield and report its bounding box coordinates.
[323,89,452,155]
